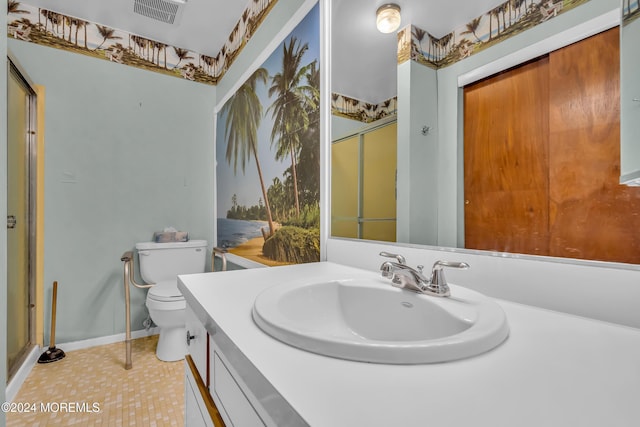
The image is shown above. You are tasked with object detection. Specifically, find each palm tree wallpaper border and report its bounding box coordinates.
[216,4,320,266]
[333,0,592,123]
[331,93,397,123]
[7,0,278,85]
[402,0,591,68]
[623,0,640,25]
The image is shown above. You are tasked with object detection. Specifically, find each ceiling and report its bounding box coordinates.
[23,0,506,99]
[332,0,507,104]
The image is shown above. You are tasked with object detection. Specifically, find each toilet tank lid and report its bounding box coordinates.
[135,240,207,250]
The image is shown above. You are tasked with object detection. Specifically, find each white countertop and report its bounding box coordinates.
[178,262,640,427]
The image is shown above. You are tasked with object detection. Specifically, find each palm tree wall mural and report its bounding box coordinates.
[216,4,320,266]
[221,67,276,238]
[268,37,317,217]
[7,0,279,85]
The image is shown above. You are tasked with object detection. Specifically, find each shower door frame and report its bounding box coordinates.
[6,59,37,382]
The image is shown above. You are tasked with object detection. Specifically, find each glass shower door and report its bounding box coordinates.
[7,62,36,381]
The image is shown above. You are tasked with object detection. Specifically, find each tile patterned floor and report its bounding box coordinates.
[7,335,184,426]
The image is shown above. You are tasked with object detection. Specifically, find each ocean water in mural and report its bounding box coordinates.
[216,4,320,266]
[217,218,269,248]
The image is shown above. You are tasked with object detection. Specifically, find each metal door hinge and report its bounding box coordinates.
[7,215,16,229]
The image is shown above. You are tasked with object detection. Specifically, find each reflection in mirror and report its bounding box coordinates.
[620,3,640,184]
[332,120,397,242]
[331,0,640,265]
[464,28,640,264]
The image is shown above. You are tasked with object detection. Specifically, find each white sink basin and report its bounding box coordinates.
[252,277,509,364]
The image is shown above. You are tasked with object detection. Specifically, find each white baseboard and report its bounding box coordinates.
[6,328,159,402]
[58,327,159,352]
[6,345,40,402]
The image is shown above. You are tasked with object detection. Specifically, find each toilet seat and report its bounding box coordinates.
[146,282,186,312]
[147,280,184,302]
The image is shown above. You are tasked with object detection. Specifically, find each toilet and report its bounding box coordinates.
[135,240,207,361]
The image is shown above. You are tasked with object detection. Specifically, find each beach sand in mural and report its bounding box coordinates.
[228,236,290,267]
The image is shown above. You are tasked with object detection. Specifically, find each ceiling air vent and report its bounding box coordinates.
[133,0,187,25]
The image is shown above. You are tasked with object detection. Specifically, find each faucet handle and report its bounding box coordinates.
[430,260,470,290]
[379,251,406,264]
[380,261,394,278]
[432,261,470,270]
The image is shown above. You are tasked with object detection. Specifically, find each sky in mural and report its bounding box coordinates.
[216,4,319,218]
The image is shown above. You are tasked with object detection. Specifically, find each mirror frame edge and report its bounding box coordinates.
[320,0,332,261]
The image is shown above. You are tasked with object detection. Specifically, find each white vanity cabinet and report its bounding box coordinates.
[184,305,225,427]
[178,263,640,427]
[185,305,208,380]
[184,303,269,427]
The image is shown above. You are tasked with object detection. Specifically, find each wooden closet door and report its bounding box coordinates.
[464,58,550,255]
[464,27,640,263]
[548,27,640,264]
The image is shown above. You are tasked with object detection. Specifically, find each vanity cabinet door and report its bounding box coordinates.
[185,361,215,427]
[185,305,208,382]
[185,355,227,427]
[210,345,265,427]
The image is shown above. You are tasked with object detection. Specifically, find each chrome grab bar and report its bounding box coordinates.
[121,251,154,289]
[212,247,228,272]
[120,245,227,370]
[120,251,153,370]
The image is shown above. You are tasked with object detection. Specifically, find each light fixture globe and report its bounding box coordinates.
[376,3,401,34]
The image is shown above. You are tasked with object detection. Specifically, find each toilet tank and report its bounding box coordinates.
[135,240,207,284]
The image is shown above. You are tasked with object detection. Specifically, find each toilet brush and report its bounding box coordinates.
[38,281,66,363]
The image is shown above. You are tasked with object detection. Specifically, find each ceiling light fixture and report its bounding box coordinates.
[376,4,401,34]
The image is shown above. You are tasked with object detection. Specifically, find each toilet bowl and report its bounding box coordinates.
[135,240,207,362]
[146,281,187,361]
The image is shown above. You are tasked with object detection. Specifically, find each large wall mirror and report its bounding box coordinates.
[330,0,640,266]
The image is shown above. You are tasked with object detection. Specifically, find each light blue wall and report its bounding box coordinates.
[331,115,367,141]
[1,0,8,415]
[1,0,313,352]
[8,40,216,344]
[621,16,640,182]
[434,0,620,247]
[397,60,438,244]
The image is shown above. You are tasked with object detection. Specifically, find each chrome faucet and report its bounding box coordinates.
[379,252,470,297]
